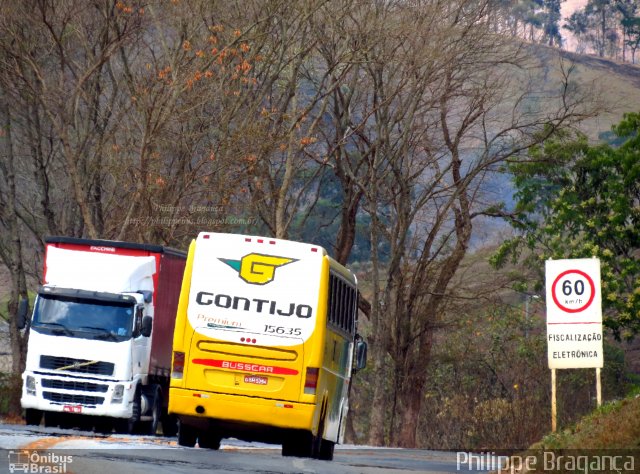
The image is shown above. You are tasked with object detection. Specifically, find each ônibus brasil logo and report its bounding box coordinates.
[219,253,297,285]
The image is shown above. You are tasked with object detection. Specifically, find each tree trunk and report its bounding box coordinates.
[60,136,99,238]
[600,8,606,57]
[393,373,427,447]
[0,91,29,376]
[27,98,58,235]
[335,188,363,265]
[367,341,388,445]
[366,191,388,446]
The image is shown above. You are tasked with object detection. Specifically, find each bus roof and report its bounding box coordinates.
[327,256,357,286]
[196,232,357,286]
[197,232,327,254]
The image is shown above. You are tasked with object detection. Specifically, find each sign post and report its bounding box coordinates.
[551,369,557,433]
[545,258,603,431]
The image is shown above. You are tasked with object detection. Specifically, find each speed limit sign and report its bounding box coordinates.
[545,258,603,369]
[551,269,596,314]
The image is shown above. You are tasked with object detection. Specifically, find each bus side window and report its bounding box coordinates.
[332,276,338,328]
[347,287,354,334]
[335,275,342,327]
[353,290,358,333]
[342,282,349,331]
[343,283,350,332]
[338,280,345,330]
[328,273,358,334]
[328,275,336,325]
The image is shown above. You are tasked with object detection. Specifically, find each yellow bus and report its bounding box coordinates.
[169,232,367,460]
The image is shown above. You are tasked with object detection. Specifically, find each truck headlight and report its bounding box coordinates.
[26,376,36,396]
[112,384,125,404]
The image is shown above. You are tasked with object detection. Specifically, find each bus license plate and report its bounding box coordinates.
[244,375,268,385]
[63,405,82,414]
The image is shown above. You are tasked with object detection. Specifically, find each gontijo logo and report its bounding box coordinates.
[220,253,297,285]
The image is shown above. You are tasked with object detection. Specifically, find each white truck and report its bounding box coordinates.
[19,237,186,435]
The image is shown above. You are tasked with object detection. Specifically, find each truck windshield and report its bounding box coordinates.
[31,294,135,341]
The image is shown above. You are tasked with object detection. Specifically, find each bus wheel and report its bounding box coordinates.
[318,439,335,461]
[25,409,42,426]
[161,414,178,437]
[198,432,221,450]
[177,421,197,447]
[282,430,313,458]
[312,412,334,460]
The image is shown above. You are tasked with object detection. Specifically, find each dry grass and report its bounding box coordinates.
[535,391,640,449]
[532,45,640,140]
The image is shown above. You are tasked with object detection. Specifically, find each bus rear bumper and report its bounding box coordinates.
[169,387,315,431]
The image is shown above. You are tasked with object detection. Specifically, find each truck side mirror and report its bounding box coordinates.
[141,315,153,338]
[138,290,153,303]
[355,337,367,372]
[17,298,29,330]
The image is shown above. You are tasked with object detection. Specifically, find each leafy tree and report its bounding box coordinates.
[564,9,592,54]
[542,0,564,47]
[493,112,640,339]
[497,0,564,45]
[588,0,617,57]
[563,0,638,58]
[418,301,629,449]
[617,1,640,63]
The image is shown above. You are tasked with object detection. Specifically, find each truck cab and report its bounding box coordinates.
[23,287,149,423]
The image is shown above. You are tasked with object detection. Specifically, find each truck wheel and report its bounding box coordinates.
[43,412,59,428]
[116,387,141,434]
[147,387,161,436]
[58,416,74,430]
[25,409,42,426]
[76,415,93,432]
[94,417,113,434]
[177,421,197,447]
[149,392,162,436]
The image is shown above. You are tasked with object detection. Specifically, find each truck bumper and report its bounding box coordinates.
[21,371,136,419]
[169,387,315,431]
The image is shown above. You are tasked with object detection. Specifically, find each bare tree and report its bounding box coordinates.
[311,0,599,447]
[0,88,30,376]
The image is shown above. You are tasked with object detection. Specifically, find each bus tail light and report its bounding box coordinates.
[172,351,185,379]
[304,367,319,395]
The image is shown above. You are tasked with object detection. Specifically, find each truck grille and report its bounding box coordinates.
[42,391,105,406]
[40,356,114,376]
[41,379,109,393]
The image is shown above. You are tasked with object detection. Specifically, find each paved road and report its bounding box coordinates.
[0,423,482,473]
